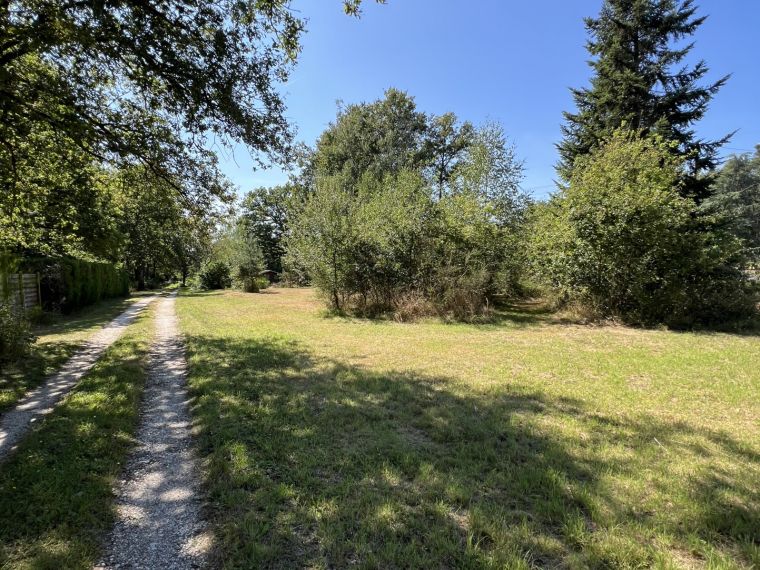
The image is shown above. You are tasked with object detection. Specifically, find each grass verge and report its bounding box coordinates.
[0,294,148,413]
[178,288,759,569]
[0,303,154,569]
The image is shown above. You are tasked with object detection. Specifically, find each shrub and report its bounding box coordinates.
[25,305,55,325]
[286,175,360,310]
[199,261,232,290]
[19,257,129,313]
[0,303,35,363]
[237,274,269,293]
[391,291,435,322]
[428,265,493,320]
[236,269,269,293]
[527,131,757,325]
[211,220,266,292]
[287,171,522,319]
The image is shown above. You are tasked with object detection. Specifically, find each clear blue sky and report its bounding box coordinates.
[218,0,760,199]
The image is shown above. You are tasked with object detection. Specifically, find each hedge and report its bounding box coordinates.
[22,257,129,313]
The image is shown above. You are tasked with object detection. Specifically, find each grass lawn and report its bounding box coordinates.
[178,288,760,569]
[0,303,154,569]
[0,294,148,413]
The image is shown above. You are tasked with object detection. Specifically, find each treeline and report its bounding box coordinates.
[282,92,528,319]
[2,0,758,329]
[236,0,759,326]
[1,0,311,292]
[0,157,228,291]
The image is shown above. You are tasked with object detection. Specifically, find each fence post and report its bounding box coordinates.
[18,273,24,309]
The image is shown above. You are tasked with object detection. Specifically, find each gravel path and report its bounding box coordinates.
[0,295,157,461]
[97,292,210,570]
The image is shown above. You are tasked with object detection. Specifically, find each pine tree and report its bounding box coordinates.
[707,146,760,263]
[557,0,729,202]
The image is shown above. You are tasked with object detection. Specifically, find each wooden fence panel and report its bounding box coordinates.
[1,273,41,309]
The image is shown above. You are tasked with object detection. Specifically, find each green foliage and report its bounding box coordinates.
[424,112,475,198]
[0,94,119,259]
[113,165,221,289]
[241,184,297,275]
[287,176,360,310]
[0,303,35,363]
[286,91,531,319]
[707,145,760,264]
[312,88,429,186]
[20,257,129,313]
[199,261,232,290]
[253,276,270,293]
[424,190,506,319]
[558,0,728,202]
[1,2,303,185]
[529,131,756,325]
[55,259,130,313]
[453,120,528,228]
[288,169,525,318]
[210,221,266,292]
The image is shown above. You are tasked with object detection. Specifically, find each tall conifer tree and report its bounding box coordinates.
[558,0,729,202]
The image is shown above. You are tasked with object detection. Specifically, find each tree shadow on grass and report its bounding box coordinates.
[176,289,227,299]
[33,296,137,337]
[0,330,148,569]
[0,341,80,413]
[0,296,146,412]
[184,335,759,569]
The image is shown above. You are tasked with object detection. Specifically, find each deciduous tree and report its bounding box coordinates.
[424,113,474,199]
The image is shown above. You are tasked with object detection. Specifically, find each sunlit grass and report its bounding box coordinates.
[0,305,154,569]
[178,288,760,569]
[0,294,146,412]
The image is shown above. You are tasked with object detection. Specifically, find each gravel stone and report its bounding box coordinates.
[97,292,210,570]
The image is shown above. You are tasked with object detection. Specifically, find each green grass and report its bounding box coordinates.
[177,288,760,569]
[0,294,146,413]
[0,304,154,569]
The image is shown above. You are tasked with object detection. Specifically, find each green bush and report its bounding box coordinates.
[0,303,35,363]
[527,131,757,325]
[199,261,232,290]
[237,275,270,293]
[20,257,129,313]
[56,259,129,313]
[287,171,521,319]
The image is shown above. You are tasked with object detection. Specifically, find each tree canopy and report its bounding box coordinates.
[557,0,728,202]
[708,146,760,264]
[312,88,430,186]
[285,90,529,317]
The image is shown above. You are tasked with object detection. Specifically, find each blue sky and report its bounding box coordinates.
[218,0,760,199]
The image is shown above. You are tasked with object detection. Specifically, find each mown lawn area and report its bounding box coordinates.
[178,288,759,569]
[0,303,154,569]
[0,294,147,412]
